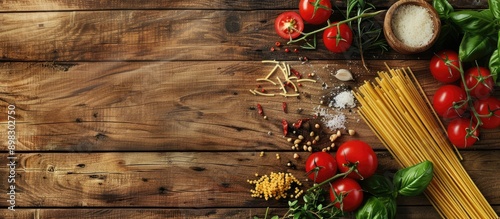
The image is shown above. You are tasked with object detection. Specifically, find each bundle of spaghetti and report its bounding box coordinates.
[353,66,498,219]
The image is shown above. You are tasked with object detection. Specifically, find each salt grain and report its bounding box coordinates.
[332,91,356,109]
[315,106,347,130]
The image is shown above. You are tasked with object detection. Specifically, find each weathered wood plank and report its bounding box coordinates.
[0,151,498,209]
[0,0,488,11]
[1,61,499,151]
[2,206,500,219]
[0,9,430,61]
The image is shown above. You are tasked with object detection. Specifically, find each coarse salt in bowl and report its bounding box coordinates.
[383,0,441,54]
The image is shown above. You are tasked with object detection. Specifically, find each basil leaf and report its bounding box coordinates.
[433,0,454,19]
[360,174,395,198]
[378,197,397,219]
[489,49,500,85]
[393,160,434,196]
[489,0,500,19]
[450,9,495,35]
[459,33,497,62]
[355,196,389,219]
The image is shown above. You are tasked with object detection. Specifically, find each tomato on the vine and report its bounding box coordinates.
[462,66,495,100]
[329,178,364,212]
[432,85,467,119]
[323,23,353,53]
[429,50,461,83]
[274,11,304,40]
[299,0,332,25]
[447,118,479,148]
[336,140,378,180]
[473,96,500,129]
[305,152,337,183]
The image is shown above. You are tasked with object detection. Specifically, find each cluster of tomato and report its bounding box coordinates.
[304,140,378,212]
[274,0,353,53]
[430,50,500,148]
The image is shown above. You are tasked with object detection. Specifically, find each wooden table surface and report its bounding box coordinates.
[1,1,499,218]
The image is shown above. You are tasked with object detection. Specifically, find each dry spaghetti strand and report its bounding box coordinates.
[354,67,497,219]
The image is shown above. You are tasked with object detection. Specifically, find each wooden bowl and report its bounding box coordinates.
[383,0,441,54]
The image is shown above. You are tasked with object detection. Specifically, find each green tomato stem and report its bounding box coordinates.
[454,62,483,140]
[287,10,385,45]
[306,165,357,193]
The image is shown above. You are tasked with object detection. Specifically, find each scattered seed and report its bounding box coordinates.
[294,139,302,145]
[260,151,265,157]
[298,135,304,140]
[348,129,356,136]
[306,141,312,146]
[329,134,338,142]
[287,138,293,142]
[303,145,308,151]
[336,130,341,137]
[307,146,313,152]
[314,124,320,129]
[293,153,300,159]
[314,135,320,141]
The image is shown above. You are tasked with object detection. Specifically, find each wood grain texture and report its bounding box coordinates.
[1,206,500,219]
[0,9,433,62]
[1,1,498,218]
[0,0,488,11]
[0,151,498,209]
[1,61,499,151]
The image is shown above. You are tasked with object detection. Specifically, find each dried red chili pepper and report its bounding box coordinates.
[282,102,288,113]
[290,68,302,79]
[293,118,309,129]
[257,103,264,116]
[282,119,289,136]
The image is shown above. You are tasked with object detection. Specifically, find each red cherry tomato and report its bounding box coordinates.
[323,23,353,53]
[432,85,467,119]
[274,11,304,40]
[462,66,495,100]
[329,178,364,212]
[430,50,461,83]
[336,140,378,180]
[447,118,479,148]
[305,152,337,183]
[299,0,332,25]
[473,96,500,129]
